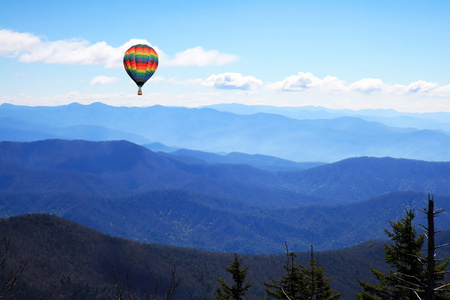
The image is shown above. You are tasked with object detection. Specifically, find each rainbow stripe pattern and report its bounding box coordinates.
[123,44,159,95]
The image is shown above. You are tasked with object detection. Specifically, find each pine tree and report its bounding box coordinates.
[264,248,304,299]
[300,245,341,300]
[357,207,425,300]
[265,244,341,299]
[207,253,254,300]
[358,200,450,300]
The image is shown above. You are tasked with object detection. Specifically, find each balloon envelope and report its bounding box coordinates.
[123,44,159,95]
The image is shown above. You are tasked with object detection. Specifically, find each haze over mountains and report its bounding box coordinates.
[2,102,450,162]
[207,103,450,131]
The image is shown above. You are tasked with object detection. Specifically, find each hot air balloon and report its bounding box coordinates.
[123,44,159,95]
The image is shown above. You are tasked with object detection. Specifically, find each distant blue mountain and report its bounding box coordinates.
[206,103,450,132]
[1,102,450,162]
[166,148,322,171]
[0,115,151,144]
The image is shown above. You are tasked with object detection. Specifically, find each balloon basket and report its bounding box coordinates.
[138,90,142,95]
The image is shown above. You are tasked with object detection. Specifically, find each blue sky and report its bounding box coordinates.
[1,0,450,112]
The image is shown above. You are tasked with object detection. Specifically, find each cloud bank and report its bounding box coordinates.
[0,29,238,68]
[267,71,450,97]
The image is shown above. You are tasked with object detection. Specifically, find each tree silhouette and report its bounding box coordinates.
[419,196,450,300]
[265,243,340,299]
[207,253,254,300]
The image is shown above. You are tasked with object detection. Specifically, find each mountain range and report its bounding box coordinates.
[1,139,450,254]
[207,103,450,131]
[1,102,450,162]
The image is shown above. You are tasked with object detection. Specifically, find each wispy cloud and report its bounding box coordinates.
[0,29,238,68]
[90,76,119,85]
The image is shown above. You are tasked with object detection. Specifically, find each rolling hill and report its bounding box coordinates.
[2,213,449,299]
[0,213,388,299]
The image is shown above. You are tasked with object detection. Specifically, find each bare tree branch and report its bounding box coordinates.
[0,236,26,299]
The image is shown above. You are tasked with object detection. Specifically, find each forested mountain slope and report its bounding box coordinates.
[2,139,450,204]
[1,140,450,253]
[0,214,390,299]
[2,214,449,299]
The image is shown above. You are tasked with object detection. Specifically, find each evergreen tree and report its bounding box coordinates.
[265,244,341,299]
[299,245,341,300]
[357,208,425,300]
[207,253,254,300]
[356,204,450,300]
[264,249,304,299]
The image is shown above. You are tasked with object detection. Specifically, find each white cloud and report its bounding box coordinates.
[387,80,449,97]
[0,29,41,55]
[266,72,346,92]
[203,73,262,90]
[0,29,238,68]
[349,78,386,93]
[90,76,119,85]
[405,80,439,93]
[18,37,151,69]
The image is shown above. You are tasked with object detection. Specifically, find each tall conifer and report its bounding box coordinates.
[207,253,253,300]
[265,244,340,299]
[357,204,450,300]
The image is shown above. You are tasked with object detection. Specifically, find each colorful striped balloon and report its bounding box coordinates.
[123,44,159,95]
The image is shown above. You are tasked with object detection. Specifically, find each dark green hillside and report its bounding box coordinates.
[3,213,448,299]
[0,213,390,299]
